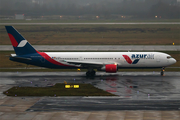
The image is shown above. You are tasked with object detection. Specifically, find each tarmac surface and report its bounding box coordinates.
[0,22,180,25]
[0,45,180,51]
[0,72,180,120]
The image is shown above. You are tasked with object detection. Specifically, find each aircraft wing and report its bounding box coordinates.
[63,60,116,68]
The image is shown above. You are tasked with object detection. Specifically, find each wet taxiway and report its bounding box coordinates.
[1,72,179,99]
[0,72,180,119]
[26,97,180,111]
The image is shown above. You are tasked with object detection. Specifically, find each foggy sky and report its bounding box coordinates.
[0,0,179,19]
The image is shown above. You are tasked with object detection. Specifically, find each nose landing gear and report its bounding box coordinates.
[161,67,165,76]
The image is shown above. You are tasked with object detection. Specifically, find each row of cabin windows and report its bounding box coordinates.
[53,57,121,60]
[52,57,154,60]
[53,58,78,60]
[84,58,120,59]
[52,56,154,60]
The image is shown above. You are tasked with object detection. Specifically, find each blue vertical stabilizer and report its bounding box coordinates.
[5,26,37,55]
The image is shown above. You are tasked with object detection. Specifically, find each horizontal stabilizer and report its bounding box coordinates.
[10,56,32,61]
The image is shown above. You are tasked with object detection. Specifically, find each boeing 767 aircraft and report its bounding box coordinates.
[5,26,176,77]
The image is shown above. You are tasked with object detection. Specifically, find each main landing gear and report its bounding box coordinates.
[161,67,165,76]
[86,70,96,77]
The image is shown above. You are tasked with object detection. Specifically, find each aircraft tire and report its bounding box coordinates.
[161,71,164,76]
[161,67,165,76]
[86,71,90,77]
[91,71,96,76]
[86,71,96,77]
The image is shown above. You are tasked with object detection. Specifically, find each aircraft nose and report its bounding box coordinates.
[172,58,177,64]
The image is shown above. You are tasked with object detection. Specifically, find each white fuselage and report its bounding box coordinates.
[46,52,176,69]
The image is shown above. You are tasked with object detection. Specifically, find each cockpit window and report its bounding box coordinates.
[167,56,172,59]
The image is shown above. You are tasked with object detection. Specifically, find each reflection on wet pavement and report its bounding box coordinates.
[1,72,179,100]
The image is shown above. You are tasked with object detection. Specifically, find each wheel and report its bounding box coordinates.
[86,71,96,77]
[161,71,164,76]
[86,71,91,77]
[91,71,96,76]
[161,67,165,76]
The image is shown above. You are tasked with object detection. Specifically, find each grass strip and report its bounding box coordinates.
[1,24,180,45]
[3,83,115,96]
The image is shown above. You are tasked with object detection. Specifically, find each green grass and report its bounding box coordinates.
[0,24,180,45]
[3,83,115,96]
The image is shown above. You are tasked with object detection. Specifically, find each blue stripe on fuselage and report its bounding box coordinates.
[9,53,76,69]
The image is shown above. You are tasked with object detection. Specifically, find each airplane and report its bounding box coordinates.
[5,26,176,77]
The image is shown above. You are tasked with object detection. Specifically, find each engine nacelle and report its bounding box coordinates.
[100,64,117,73]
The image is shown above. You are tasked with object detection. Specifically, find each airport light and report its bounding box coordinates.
[65,85,70,88]
[65,85,79,88]
[74,85,79,88]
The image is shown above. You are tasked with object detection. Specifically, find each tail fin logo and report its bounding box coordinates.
[8,33,27,47]
[122,55,139,64]
[17,40,27,47]
[8,33,18,47]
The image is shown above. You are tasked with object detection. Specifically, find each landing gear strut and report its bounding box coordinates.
[86,70,96,77]
[161,67,165,76]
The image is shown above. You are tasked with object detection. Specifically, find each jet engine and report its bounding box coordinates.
[100,64,117,73]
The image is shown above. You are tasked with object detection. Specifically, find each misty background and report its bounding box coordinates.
[0,0,180,19]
